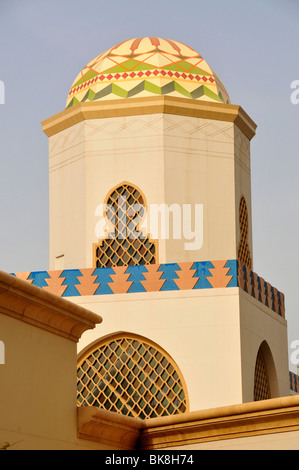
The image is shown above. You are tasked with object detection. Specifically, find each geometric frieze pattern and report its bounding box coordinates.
[12,259,285,318]
[237,262,285,318]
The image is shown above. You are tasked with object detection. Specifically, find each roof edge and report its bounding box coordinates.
[77,394,299,450]
[0,270,102,342]
[41,96,257,140]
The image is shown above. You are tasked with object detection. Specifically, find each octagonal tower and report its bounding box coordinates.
[40,38,289,415]
[43,37,255,272]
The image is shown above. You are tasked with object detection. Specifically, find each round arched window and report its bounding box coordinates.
[77,333,188,419]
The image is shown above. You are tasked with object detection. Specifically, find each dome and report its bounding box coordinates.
[66,37,230,108]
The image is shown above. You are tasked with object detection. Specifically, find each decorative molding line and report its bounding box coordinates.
[11,259,284,317]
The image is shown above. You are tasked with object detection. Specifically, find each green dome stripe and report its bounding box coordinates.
[67,80,226,108]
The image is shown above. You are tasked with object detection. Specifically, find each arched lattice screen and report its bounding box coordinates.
[77,333,188,419]
[238,196,252,269]
[94,183,157,268]
[254,347,271,401]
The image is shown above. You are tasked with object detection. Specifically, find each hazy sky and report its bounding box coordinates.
[0,0,298,371]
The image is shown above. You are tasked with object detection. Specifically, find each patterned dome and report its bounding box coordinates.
[66,37,230,108]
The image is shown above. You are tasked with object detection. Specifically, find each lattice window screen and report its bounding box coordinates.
[238,196,252,269]
[94,183,157,267]
[77,334,188,419]
[254,348,271,401]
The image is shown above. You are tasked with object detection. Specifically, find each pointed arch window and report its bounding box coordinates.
[93,182,157,267]
[254,347,271,401]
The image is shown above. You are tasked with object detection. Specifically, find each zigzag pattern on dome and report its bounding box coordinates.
[66,37,230,108]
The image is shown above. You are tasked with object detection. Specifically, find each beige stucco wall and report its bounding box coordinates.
[0,295,109,450]
[1,314,78,449]
[73,287,288,412]
[239,290,290,400]
[0,275,290,450]
[49,120,87,270]
[48,114,165,270]
[0,313,72,448]
[48,111,253,270]
[75,288,243,411]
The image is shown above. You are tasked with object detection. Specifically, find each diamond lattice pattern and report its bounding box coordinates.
[238,196,252,270]
[94,183,157,267]
[77,335,187,419]
[254,348,271,401]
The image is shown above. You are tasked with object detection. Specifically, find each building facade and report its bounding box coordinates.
[1,37,298,450]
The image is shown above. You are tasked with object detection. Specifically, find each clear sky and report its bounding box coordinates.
[0,0,298,371]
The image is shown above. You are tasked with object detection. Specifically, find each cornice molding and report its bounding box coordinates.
[77,395,299,450]
[140,395,299,449]
[77,407,143,450]
[0,271,102,342]
[41,96,257,140]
